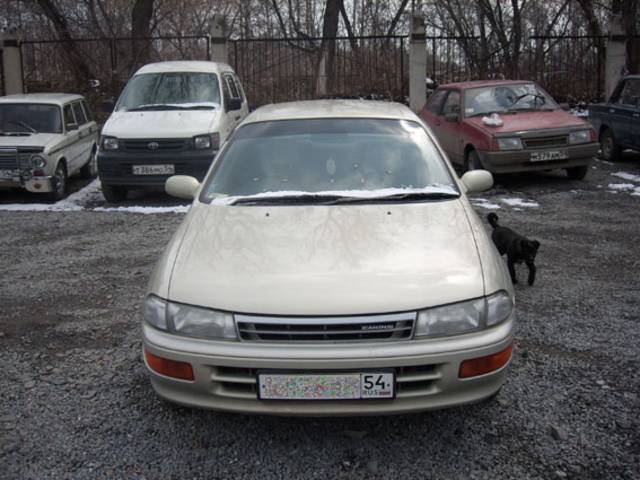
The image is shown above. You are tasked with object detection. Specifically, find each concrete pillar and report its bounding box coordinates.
[210,15,228,64]
[316,50,327,97]
[1,31,24,95]
[409,15,427,112]
[605,13,627,98]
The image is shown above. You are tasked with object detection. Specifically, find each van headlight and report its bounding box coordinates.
[568,130,591,145]
[102,136,119,150]
[414,291,513,338]
[143,295,237,340]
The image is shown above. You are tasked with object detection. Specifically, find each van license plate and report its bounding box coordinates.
[132,164,175,175]
[530,150,569,162]
[257,372,394,400]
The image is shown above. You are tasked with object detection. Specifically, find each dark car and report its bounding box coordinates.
[589,75,640,161]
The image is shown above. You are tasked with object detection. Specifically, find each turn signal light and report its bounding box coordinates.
[458,344,513,378]
[144,349,194,381]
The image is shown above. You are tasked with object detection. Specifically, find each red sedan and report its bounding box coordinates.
[419,80,599,179]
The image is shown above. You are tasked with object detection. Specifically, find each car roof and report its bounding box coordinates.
[0,93,84,105]
[439,79,533,90]
[134,61,234,76]
[243,100,417,125]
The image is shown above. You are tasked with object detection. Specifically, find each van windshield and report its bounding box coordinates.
[116,72,221,112]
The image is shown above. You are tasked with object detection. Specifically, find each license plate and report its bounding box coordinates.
[258,372,394,400]
[132,164,174,175]
[530,150,569,162]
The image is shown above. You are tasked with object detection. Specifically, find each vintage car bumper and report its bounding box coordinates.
[477,142,599,174]
[142,317,515,416]
[0,174,54,193]
[97,149,216,187]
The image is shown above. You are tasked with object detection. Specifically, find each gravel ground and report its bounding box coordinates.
[1,155,639,480]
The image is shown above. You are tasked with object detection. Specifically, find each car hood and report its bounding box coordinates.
[0,133,59,151]
[166,200,485,316]
[466,109,588,135]
[102,109,221,138]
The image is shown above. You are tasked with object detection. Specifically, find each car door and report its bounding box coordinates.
[71,101,92,167]
[437,90,463,164]
[62,103,82,170]
[608,79,635,148]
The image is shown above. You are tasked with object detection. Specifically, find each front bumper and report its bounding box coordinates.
[142,318,515,416]
[97,149,216,187]
[478,142,599,174]
[0,174,54,193]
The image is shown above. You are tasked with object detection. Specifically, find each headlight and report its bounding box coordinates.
[496,137,523,150]
[168,302,237,340]
[30,155,47,168]
[102,136,119,150]
[194,134,212,150]
[144,295,168,330]
[568,130,591,145]
[414,291,513,338]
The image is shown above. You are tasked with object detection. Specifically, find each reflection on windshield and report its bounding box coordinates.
[202,119,456,201]
[0,104,62,134]
[464,83,557,117]
[116,72,221,111]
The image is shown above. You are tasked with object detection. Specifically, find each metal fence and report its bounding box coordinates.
[0,49,4,96]
[229,35,407,107]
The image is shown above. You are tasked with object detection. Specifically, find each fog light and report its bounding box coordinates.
[144,349,194,380]
[458,344,513,378]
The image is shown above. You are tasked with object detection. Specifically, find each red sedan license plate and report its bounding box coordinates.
[530,150,569,162]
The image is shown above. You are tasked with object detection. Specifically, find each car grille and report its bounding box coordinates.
[209,364,442,400]
[523,135,568,149]
[236,312,416,343]
[0,148,40,170]
[123,138,188,152]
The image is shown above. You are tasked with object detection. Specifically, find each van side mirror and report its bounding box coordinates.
[226,97,242,112]
[460,170,493,194]
[166,175,201,200]
[101,99,115,113]
[444,112,459,122]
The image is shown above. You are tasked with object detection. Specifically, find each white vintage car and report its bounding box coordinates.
[0,93,99,200]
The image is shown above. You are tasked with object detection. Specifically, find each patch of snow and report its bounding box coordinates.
[596,159,614,165]
[93,205,189,214]
[209,186,459,206]
[470,198,501,210]
[607,183,636,191]
[611,171,640,183]
[500,197,540,208]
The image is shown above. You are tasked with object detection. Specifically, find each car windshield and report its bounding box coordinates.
[0,103,62,134]
[464,83,557,117]
[201,118,458,204]
[116,72,221,111]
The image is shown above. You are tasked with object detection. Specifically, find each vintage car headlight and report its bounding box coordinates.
[102,136,119,150]
[143,295,237,340]
[496,137,523,151]
[568,130,591,145]
[414,291,513,338]
[30,155,47,168]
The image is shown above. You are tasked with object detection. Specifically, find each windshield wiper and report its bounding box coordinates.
[127,104,178,112]
[127,103,217,112]
[230,194,347,206]
[229,191,459,206]
[327,191,460,204]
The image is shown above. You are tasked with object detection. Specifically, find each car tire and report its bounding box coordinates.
[464,149,483,172]
[80,149,98,179]
[599,128,622,162]
[566,165,589,180]
[48,162,68,202]
[101,182,128,203]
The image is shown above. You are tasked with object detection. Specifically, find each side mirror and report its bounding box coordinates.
[66,124,78,132]
[460,170,493,194]
[226,97,242,112]
[101,99,115,113]
[165,175,201,200]
[444,112,459,122]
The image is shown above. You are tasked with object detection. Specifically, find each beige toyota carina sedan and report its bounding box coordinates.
[142,100,515,415]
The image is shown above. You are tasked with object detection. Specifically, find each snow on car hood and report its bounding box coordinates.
[101,108,221,138]
[467,109,588,135]
[0,133,60,152]
[167,198,485,316]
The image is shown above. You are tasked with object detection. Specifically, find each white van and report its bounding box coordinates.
[97,61,248,202]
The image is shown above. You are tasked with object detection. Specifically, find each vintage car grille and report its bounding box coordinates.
[236,312,416,343]
[209,363,442,400]
[0,148,40,170]
[123,138,188,152]
[523,135,568,149]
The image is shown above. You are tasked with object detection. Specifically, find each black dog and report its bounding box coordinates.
[487,213,540,286]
